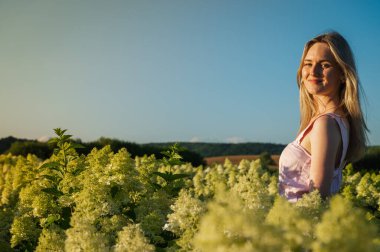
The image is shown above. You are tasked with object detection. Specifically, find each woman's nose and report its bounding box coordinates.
[310,64,321,76]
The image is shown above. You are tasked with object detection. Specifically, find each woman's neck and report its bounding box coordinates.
[314,95,341,115]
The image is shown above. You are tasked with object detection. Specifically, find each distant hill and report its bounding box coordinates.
[142,142,286,157]
[2,136,378,172]
[0,136,205,166]
[0,136,27,153]
[1,137,286,158]
[0,137,285,163]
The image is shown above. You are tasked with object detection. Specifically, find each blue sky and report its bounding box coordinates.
[1,0,379,145]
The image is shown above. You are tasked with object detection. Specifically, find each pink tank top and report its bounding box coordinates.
[278,113,349,202]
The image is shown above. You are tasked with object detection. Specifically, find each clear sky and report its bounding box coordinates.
[1,0,379,145]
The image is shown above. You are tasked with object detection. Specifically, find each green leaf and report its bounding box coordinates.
[61,135,72,141]
[172,153,182,160]
[72,166,84,176]
[169,173,190,180]
[42,187,64,197]
[48,138,59,145]
[53,128,61,135]
[161,150,171,157]
[153,171,189,182]
[169,186,182,195]
[153,171,172,182]
[42,214,61,228]
[54,128,67,136]
[62,142,71,148]
[40,174,59,183]
[39,161,60,170]
[70,142,85,149]
[39,161,63,177]
[150,182,162,190]
[168,159,183,166]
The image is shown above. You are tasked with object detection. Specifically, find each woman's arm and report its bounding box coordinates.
[309,115,342,198]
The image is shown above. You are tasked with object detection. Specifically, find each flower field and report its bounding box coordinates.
[0,129,379,251]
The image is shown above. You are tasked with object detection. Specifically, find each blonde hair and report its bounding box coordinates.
[296,31,368,162]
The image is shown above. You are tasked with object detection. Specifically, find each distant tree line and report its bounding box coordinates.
[143,142,287,157]
[352,146,380,173]
[0,137,205,167]
[145,142,380,172]
[0,136,379,172]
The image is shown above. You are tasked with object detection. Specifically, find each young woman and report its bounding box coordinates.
[279,31,368,202]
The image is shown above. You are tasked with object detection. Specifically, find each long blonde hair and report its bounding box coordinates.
[296,31,368,162]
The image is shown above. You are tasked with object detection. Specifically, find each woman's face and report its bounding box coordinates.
[301,42,343,99]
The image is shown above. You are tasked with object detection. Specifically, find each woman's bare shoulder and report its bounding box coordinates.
[311,115,341,144]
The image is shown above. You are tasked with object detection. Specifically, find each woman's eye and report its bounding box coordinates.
[322,63,331,68]
[303,63,312,67]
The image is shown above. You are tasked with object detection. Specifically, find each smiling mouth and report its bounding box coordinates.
[308,79,322,84]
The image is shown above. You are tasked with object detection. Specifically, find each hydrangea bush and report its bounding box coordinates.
[0,129,379,251]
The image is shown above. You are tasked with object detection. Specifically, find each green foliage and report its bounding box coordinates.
[0,129,379,251]
[114,224,155,252]
[35,224,66,252]
[165,189,206,250]
[135,190,173,245]
[0,135,205,166]
[10,215,41,249]
[0,136,20,153]
[0,207,13,251]
[353,146,380,172]
[259,151,275,166]
[151,143,192,197]
[312,196,379,251]
[194,185,284,252]
[64,146,138,251]
[7,141,53,159]
[7,129,87,249]
[144,142,286,157]
[266,197,313,250]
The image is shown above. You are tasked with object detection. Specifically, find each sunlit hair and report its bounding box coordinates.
[296,31,368,162]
